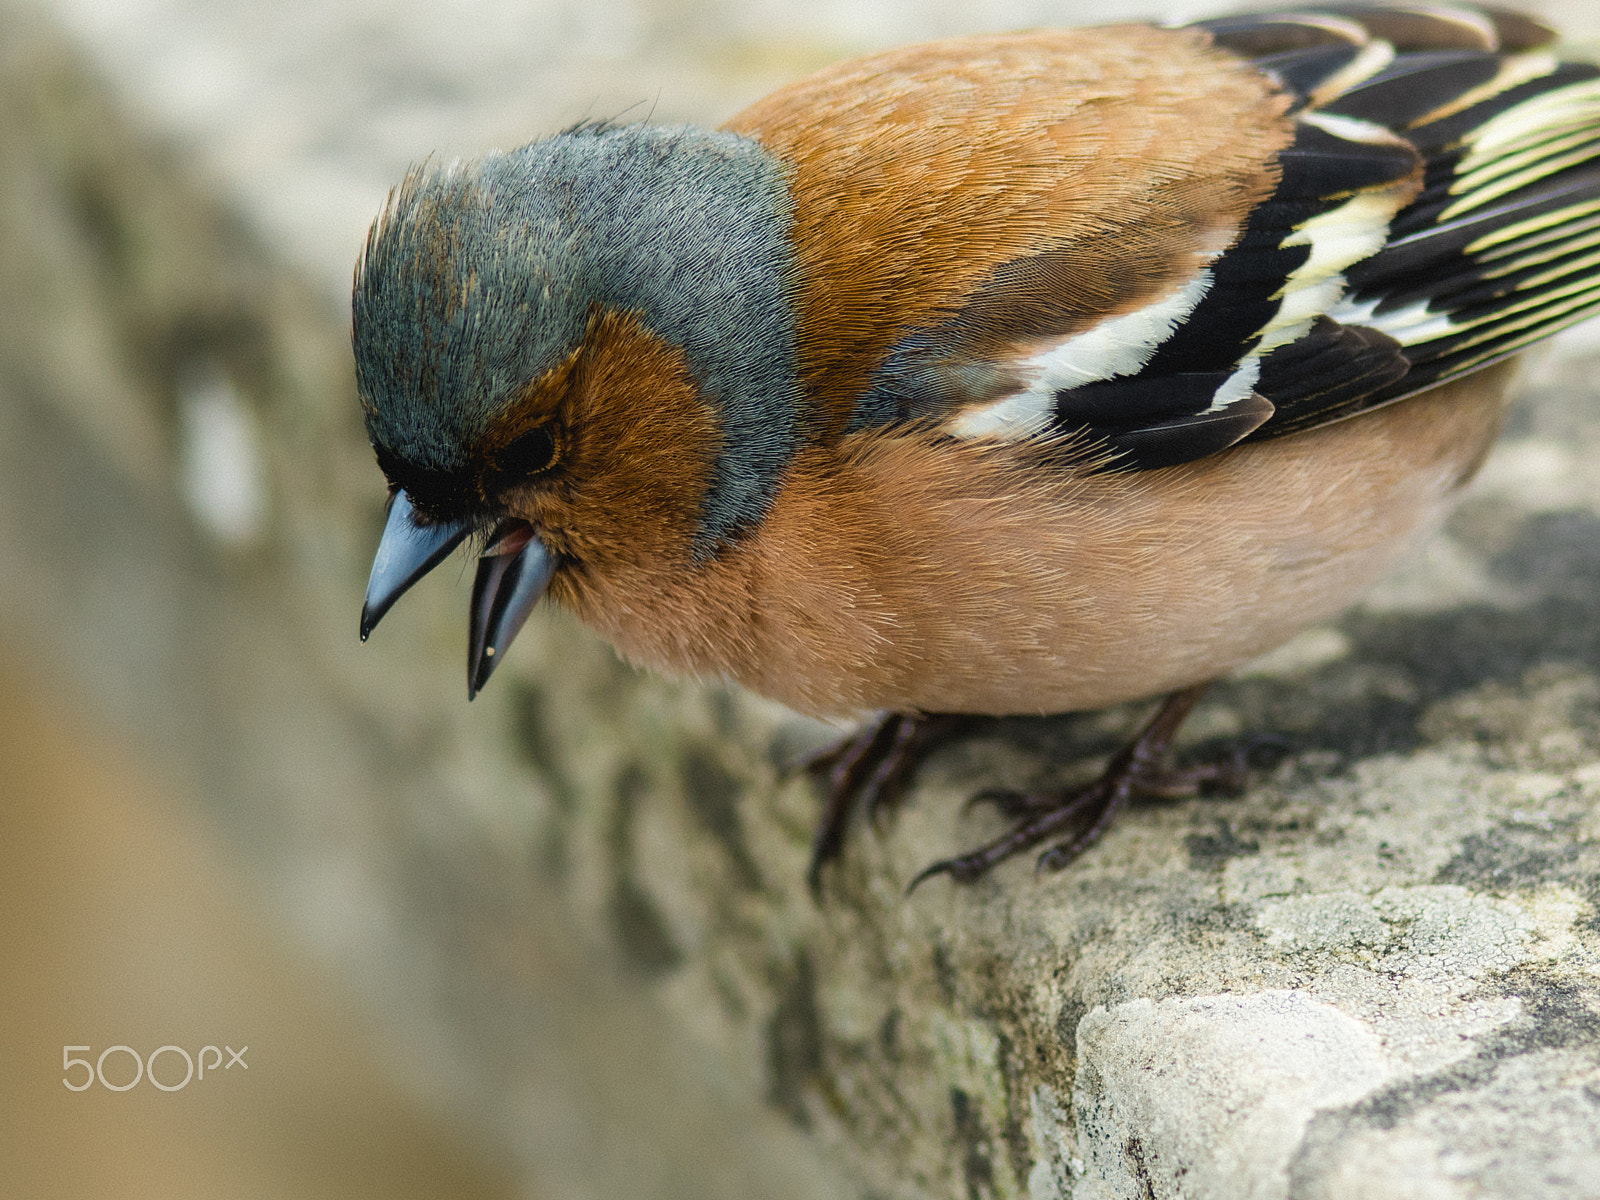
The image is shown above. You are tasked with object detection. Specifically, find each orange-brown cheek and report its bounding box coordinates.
[507,310,722,578]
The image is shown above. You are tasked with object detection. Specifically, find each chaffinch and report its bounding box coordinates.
[353,3,1600,889]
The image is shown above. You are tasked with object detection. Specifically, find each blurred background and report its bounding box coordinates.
[3,1,1599,1197]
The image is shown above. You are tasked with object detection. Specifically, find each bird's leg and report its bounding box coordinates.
[803,711,972,892]
[909,683,1217,890]
[803,715,904,889]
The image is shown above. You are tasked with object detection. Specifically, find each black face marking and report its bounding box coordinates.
[353,123,804,549]
[373,442,483,522]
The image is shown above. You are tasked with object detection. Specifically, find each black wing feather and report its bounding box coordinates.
[1253,317,1410,436]
[1101,395,1278,471]
[1194,13,1367,56]
[1315,4,1499,52]
[1257,45,1368,105]
[1323,52,1505,125]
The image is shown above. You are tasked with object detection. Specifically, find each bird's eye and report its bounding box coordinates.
[494,425,559,480]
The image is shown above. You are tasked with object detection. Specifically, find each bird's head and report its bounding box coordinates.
[352,122,804,695]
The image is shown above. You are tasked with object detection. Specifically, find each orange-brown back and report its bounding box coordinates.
[724,26,1295,437]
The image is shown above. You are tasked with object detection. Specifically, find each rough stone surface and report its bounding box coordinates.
[1074,991,1390,1200]
[12,2,1600,1199]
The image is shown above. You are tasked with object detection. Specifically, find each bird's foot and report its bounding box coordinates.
[962,741,1252,821]
[909,683,1233,890]
[802,712,973,894]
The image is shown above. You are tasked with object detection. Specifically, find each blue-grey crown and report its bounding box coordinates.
[353,122,805,546]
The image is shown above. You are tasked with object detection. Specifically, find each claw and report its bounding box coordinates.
[907,683,1217,890]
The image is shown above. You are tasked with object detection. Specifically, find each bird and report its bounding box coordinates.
[352,3,1600,891]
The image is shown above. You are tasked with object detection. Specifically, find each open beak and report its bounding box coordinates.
[359,490,555,699]
[467,521,555,698]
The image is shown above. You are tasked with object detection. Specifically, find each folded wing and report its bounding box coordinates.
[927,4,1600,468]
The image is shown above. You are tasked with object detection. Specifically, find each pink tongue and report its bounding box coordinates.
[482,521,534,558]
